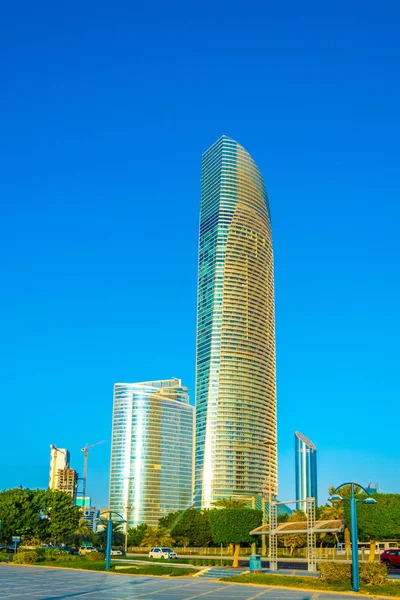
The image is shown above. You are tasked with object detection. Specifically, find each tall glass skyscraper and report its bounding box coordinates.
[109,378,193,528]
[295,431,318,511]
[194,136,277,509]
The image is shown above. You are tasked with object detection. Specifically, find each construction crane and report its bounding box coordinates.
[81,440,106,501]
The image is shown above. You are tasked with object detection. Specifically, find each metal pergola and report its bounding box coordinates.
[250,497,344,572]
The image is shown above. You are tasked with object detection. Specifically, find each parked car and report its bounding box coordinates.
[149,547,178,559]
[78,546,98,556]
[0,545,16,554]
[380,549,400,568]
[110,548,124,556]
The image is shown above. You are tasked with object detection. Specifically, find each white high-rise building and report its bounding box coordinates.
[109,378,194,528]
[49,446,70,490]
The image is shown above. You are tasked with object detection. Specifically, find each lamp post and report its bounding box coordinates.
[98,510,126,571]
[329,482,377,592]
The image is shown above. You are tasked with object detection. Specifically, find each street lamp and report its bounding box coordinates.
[329,482,377,592]
[98,510,126,570]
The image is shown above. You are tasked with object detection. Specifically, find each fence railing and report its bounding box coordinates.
[127,546,377,561]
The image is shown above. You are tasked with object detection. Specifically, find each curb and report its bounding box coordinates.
[192,567,210,578]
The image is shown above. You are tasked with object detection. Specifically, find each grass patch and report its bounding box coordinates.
[223,573,400,597]
[123,556,230,566]
[40,559,106,571]
[26,559,193,577]
[116,565,194,577]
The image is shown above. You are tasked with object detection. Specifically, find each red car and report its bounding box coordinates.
[380,549,400,568]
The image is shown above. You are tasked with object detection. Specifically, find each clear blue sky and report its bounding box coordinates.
[1,1,399,510]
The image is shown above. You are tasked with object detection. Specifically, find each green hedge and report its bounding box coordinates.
[39,548,72,561]
[13,551,39,564]
[0,553,11,562]
[318,562,388,586]
[360,563,388,585]
[86,552,105,561]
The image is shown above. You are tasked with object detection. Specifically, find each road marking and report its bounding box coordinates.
[122,579,202,598]
[183,583,232,599]
[246,588,275,599]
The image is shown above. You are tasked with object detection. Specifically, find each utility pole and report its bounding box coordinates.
[81,440,106,501]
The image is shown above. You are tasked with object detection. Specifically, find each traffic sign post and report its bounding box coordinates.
[12,536,20,554]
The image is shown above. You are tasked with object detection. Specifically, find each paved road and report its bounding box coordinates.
[123,557,400,578]
[0,565,392,600]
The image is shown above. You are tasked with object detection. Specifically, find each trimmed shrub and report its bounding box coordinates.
[360,562,388,585]
[0,553,12,562]
[319,561,388,586]
[13,551,39,565]
[85,552,105,561]
[55,553,78,562]
[318,562,351,583]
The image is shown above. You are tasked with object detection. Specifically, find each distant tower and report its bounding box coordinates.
[49,445,78,503]
[109,378,194,528]
[49,446,70,489]
[57,467,78,503]
[295,432,317,511]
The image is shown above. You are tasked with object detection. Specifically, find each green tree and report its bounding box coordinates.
[41,490,81,542]
[0,488,79,544]
[328,485,361,498]
[74,518,93,537]
[344,494,400,560]
[127,523,149,547]
[277,513,290,523]
[0,488,42,541]
[278,509,307,557]
[97,521,125,547]
[158,510,182,530]
[317,503,344,546]
[212,497,249,509]
[328,485,357,553]
[170,508,212,547]
[141,526,175,548]
[209,508,262,567]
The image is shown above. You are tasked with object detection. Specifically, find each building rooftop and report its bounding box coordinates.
[295,431,316,450]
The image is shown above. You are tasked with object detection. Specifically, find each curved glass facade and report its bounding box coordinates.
[109,379,193,527]
[194,136,277,508]
[295,431,318,511]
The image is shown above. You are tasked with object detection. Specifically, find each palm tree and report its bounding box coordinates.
[328,485,362,499]
[212,497,249,509]
[328,485,363,553]
[75,519,93,537]
[97,521,125,548]
[141,526,175,549]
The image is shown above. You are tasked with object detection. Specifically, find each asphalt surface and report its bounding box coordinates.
[125,555,400,577]
[0,565,394,600]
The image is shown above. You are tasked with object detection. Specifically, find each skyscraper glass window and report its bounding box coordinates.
[194,136,277,508]
[109,379,193,528]
[295,431,318,511]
